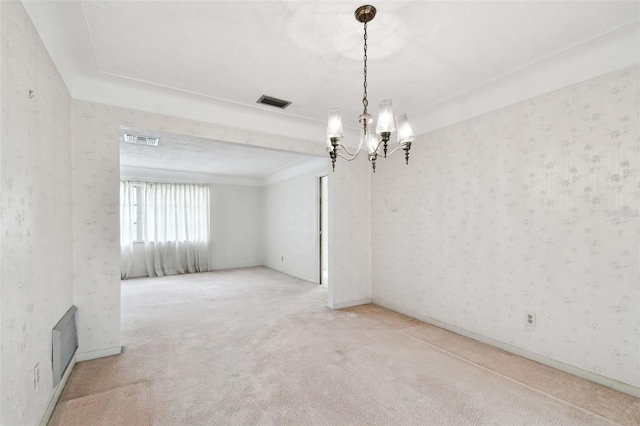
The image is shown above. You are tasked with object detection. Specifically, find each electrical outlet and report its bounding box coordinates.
[525,311,536,327]
[33,363,40,390]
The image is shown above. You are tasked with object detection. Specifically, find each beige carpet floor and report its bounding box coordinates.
[50,267,639,425]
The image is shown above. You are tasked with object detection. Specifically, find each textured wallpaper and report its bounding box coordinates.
[1,2,74,424]
[372,66,639,387]
[71,101,123,358]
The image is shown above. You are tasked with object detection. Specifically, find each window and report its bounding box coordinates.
[120,180,210,244]
[142,182,209,244]
[120,180,210,278]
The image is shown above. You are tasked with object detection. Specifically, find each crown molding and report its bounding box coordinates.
[120,165,264,187]
[410,22,640,135]
[262,157,329,186]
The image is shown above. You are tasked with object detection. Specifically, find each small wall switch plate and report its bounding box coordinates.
[525,311,536,327]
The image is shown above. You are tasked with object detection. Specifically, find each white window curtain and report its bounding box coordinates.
[120,180,210,279]
[120,180,137,279]
[143,182,210,277]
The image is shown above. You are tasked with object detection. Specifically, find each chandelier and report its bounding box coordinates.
[326,4,415,172]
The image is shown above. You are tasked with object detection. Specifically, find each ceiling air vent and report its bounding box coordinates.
[124,134,159,146]
[256,95,291,109]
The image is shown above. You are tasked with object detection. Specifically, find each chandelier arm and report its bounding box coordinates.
[337,151,361,161]
[371,137,385,157]
[383,144,409,157]
[337,142,360,158]
[338,128,366,157]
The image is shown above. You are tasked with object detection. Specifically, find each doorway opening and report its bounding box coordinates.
[319,175,328,285]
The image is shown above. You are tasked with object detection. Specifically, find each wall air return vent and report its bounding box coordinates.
[256,95,291,109]
[124,134,159,146]
[52,306,78,388]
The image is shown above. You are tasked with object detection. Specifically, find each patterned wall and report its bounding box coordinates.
[372,66,639,387]
[71,102,123,357]
[1,2,74,424]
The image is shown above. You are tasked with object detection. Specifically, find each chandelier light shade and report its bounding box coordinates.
[375,99,396,134]
[326,4,414,172]
[327,107,344,139]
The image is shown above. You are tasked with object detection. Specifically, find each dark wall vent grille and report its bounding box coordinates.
[256,95,291,109]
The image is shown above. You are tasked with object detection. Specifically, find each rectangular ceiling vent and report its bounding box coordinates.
[256,95,291,109]
[124,133,159,146]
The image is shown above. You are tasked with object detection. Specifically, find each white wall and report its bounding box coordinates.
[210,184,263,270]
[328,155,372,309]
[371,66,639,391]
[263,168,324,283]
[1,4,4,420]
[0,2,74,424]
[129,243,147,278]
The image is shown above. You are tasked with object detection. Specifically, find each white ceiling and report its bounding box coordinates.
[24,1,640,176]
[119,127,316,178]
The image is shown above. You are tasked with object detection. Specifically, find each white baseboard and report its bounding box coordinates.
[209,263,263,272]
[127,272,149,279]
[374,300,640,399]
[328,298,372,310]
[262,266,319,285]
[75,345,122,362]
[39,352,76,426]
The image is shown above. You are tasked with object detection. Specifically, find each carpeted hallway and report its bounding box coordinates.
[50,267,639,425]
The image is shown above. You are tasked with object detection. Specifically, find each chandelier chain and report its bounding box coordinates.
[362,21,368,114]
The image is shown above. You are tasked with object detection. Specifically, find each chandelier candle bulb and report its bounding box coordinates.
[366,124,378,155]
